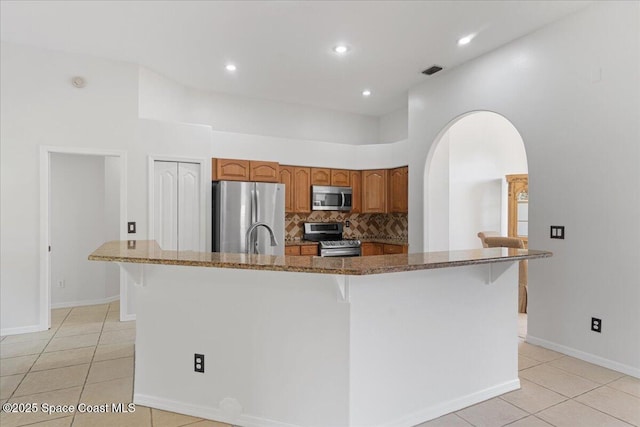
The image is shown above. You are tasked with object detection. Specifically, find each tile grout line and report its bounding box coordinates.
[70,304,111,427]
[3,308,71,403]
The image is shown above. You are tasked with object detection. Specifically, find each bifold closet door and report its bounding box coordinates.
[154,161,201,251]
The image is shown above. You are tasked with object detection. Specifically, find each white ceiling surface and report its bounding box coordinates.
[1,1,592,117]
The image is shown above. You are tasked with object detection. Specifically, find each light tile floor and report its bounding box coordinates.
[1,304,638,427]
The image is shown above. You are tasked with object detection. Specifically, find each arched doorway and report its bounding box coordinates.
[424,111,528,332]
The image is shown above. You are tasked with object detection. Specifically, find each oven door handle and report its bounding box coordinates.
[321,248,361,257]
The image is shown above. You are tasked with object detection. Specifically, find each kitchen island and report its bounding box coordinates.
[89,241,551,427]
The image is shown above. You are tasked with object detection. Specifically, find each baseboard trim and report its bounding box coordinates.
[134,394,298,427]
[526,335,640,379]
[383,379,521,427]
[51,295,119,309]
[120,313,136,322]
[0,324,45,336]
[135,380,520,427]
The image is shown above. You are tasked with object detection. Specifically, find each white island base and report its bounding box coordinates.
[131,262,519,427]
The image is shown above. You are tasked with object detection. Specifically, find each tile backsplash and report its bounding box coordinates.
[285,211,408,241]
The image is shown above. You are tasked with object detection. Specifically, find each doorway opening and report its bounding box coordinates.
[424,111,529,336]
[40,147,127,330]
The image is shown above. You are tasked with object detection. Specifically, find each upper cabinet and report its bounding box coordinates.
[506,174,528,246]
[293,167,311,213]
[362,169,388,213]
[279,166,295,212]
[249,161,280,183]
[388,166,408,213]
[212,158,250,181]
[331,169,350,187]
[212,158,278,182]
[280,166,311,213]
[350,170,362,213]
[311,168,331,186]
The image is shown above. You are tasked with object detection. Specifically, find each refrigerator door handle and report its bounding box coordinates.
[255,189,260,221]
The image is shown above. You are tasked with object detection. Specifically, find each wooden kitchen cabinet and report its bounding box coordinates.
[293,167,311,213]
[250,161,279,183]
[279,166,295,212]
[285,245,301,256]
[212,158,250,181]
[362,169,388,213]
[383,244,408,254]
[330,169,350,186]
[350,170,362,213]
[361,242,384,256]
[285,244,318,256]
[280,166,311,213]
[388,166,408,213]
[311,168,331,186]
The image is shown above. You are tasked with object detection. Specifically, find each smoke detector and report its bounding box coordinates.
[71,76,86,88]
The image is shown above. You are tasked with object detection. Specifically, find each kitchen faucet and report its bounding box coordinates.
[245,222,278,254]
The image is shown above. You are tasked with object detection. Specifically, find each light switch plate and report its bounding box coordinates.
[127,222,136,234]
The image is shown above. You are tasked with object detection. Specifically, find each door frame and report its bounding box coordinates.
[40,146,127,330]
[147,155,209,252]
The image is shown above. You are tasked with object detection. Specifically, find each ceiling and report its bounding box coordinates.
[0,1,592,117]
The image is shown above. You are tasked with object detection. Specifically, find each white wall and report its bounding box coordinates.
[139,67,380,145]
[104,156,121,298]
[409,1,639,375]
[0,42,139,332]
[379,107,408,144]
[428,112,527,251]
[50,153,119,307]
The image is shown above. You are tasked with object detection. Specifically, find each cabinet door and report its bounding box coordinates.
[285,245,301,256]
[362,169,388,213]
[250,161,279,183]
[361,242,384,256]
[350,170,362,213]
[389,166,408,213]
[331,169,350,186]
[279,166,294,213]
[383,244,407,254]
[300,244,319,255]
[212,158,250,181]
[294,167,311,213]
[311,168,331,185]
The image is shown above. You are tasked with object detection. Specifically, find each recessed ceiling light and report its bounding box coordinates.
[362,89,371,97]
[457,34,474,46]
[225,64,237,72]
[333,44,350,54]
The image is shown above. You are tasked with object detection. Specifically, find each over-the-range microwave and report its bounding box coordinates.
[311,185,352,211]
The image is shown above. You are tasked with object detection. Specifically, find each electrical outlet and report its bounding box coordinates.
[550,225,565,239]
[57,280,65,288]
[591,317,602,333]
[127,222,136,234]
[345,220,350,228]
[194,353,205,373]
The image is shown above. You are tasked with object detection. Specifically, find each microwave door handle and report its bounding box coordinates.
[341,192,345,208]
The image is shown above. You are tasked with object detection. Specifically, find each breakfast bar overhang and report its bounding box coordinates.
[89,241,551,427]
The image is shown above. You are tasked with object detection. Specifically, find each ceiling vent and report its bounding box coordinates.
[422,65,443,76]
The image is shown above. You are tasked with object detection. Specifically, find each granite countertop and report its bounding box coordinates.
[286,238,408,246]
[89,240,551,276]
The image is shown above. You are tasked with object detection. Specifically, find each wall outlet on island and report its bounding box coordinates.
[591,317,602,333]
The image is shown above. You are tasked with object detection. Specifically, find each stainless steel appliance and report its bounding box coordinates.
[311,186,352,211]
[303,222,361,257]
[212,181,285,255]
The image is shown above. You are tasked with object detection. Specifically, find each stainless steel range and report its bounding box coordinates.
[303,222,361,257]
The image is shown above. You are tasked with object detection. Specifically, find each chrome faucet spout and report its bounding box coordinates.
[245,222,279,254]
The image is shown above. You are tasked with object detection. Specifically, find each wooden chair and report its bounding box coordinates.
[477,231,500,248]
[484,236,528,314]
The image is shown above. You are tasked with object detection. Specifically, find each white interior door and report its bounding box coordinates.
[178,162,201,251]
[154,160,201,251]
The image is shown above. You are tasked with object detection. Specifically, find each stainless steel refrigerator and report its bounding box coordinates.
[212,181,285,255]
